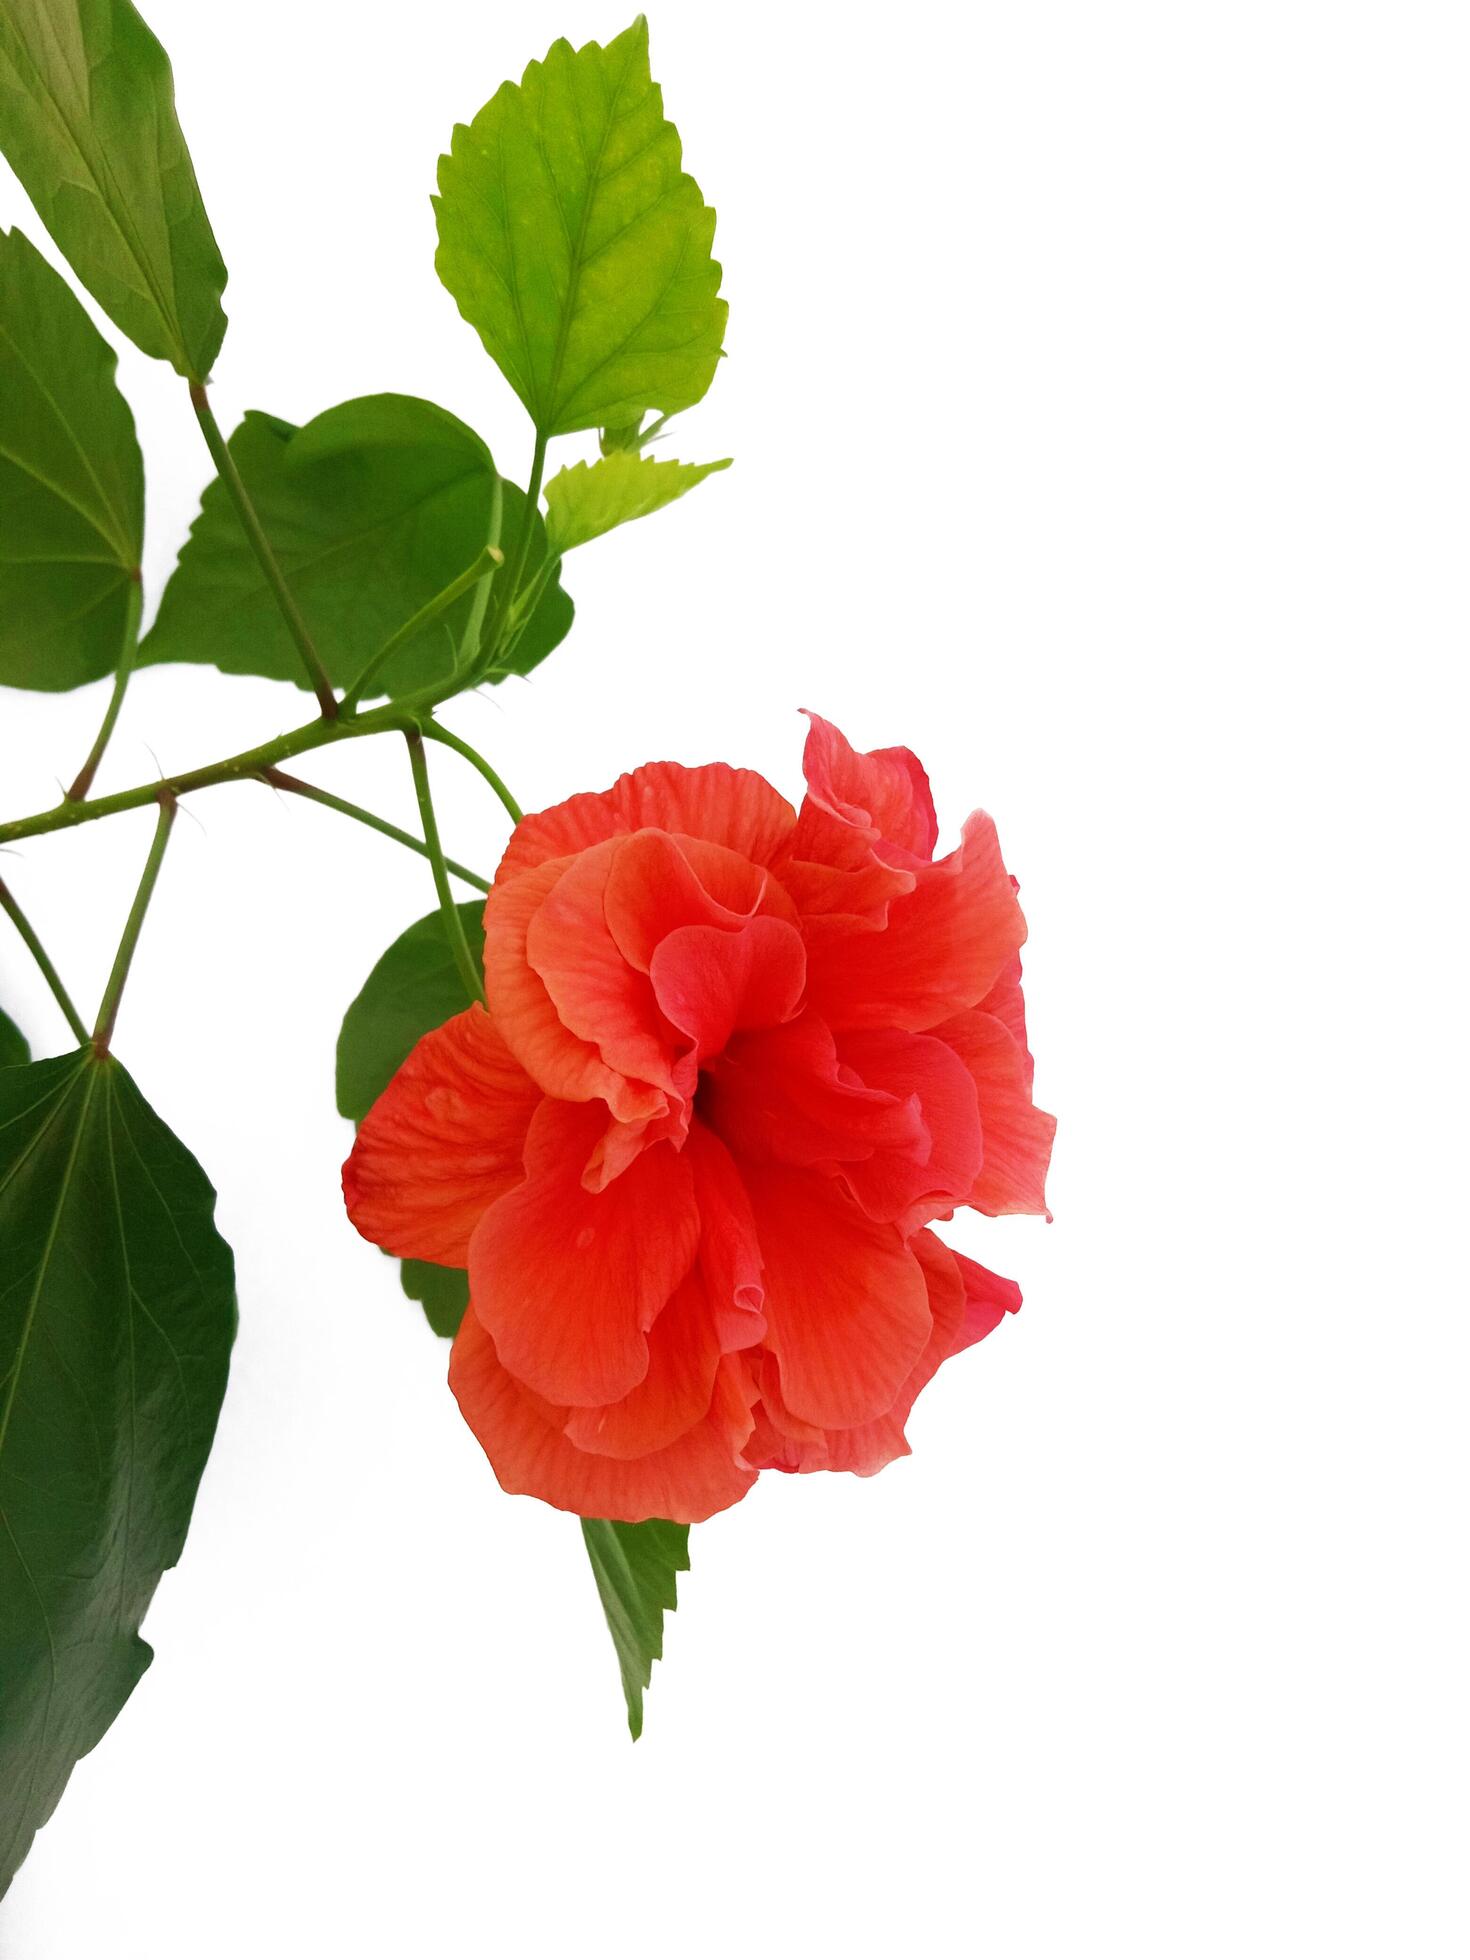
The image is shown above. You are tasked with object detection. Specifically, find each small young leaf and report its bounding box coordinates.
[435,16,726,437]
[139,397,572,698]
[336,901,487,1125]
[0,0,227,378]
[0,227,144,691]
[544,452,731,556]
[0,1006,29,1068]
[580,1516,690,1740]
[0,1049,236,1895]
[400,1259,470,1339]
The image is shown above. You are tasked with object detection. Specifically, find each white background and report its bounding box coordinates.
[2,1,1466,1953]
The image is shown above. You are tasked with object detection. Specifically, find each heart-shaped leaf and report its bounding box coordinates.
[435,17,726,438]
[0,0,227,378]
[0,1049,236,1895]
[0,227,143,691]
[140,396,572,698]
[544,451,731,556]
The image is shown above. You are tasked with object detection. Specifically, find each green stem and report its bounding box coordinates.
[495,429,548,646]
[458,469,507,668]
[92,793,177,1056]
[342,545,503,717]
[403,730,484,1006]
[190,383,338,719]
[259,768,488,889]
[68,576,143,800]
[417,720,524,825]
[0,877,89,1046]
[0,677,447,849]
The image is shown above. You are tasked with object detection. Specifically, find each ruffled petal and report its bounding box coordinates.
[740,1161,931,1429]
[650,917,807,1062]
[468,1100,698,1407]
[482,853,668,1125]
[495,761,797,887]
[701,1015,921,1171]
[797,710,938,862]
[449,1311,756,1524]
[834,1028,983,1232]
[803,812,1027,1032]
[524,838,683,1096]
[561,1264,722,1459]
[933,1008,1055,1217]
[951,1249,1023,1350]
[342,1006,539,1265]
[602,830,777,970]
[685,1122,767,1350]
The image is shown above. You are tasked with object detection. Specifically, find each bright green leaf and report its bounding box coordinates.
[139,396,572,699]
[0,227,143,692]
[0,1048,236,1895]
[338,903,485,1330]
[0,1007,28,1068]
[0,0,227,378]
[435,16,726,438]
[544,451,730,556]
[580,1516,689,1740]
[400,1259,469,1339]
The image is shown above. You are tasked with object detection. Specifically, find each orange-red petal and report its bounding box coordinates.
[739,1161,932,1430]
[495,761,797,886]
[342,1006,539,1265]
[482,853,668,1125]
[803,812,1027,1032]
[449,1311,756,1524]
[561,1264,723,1460]
[467,1100,699,1407]
[934,1007,1056,1217]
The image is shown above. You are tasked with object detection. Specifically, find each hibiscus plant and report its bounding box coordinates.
[0,0,1054,1899]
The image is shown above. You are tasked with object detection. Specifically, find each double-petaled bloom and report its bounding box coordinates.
[344,715,1054,1522]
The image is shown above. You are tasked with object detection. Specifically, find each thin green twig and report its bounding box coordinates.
[68,575,143,800]
[417,720,524,825]
[403,731,484,1006]
[258,768,488,889]
[190,383,338,718]
[93,793,177,1056]
[0,876,89,1046]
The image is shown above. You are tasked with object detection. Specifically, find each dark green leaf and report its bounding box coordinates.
[338,903,484,1331]
[399,1259,469,1339]
[579,1516,689,1740]
[0,0,227,378]
[0,1048,236,1894]
[336,900,486,1124]
[139,395,572,698]
[544,452,730,556]
[0,1008,29,1069]
[0,227,143,691]
[435,17,726,438]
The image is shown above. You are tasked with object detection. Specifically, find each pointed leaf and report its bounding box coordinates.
[435,17,726,437]
[0,227,143,691]
[0,0,227,377]
[337,903,485,1330]
[0,1008,28,1069]
[139,396,572,698]
[544,452,730,556]
[0,1049,235,1894]
[579,1516,689,1740]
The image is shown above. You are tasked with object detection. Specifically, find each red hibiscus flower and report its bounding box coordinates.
[343,715,1055,1523]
